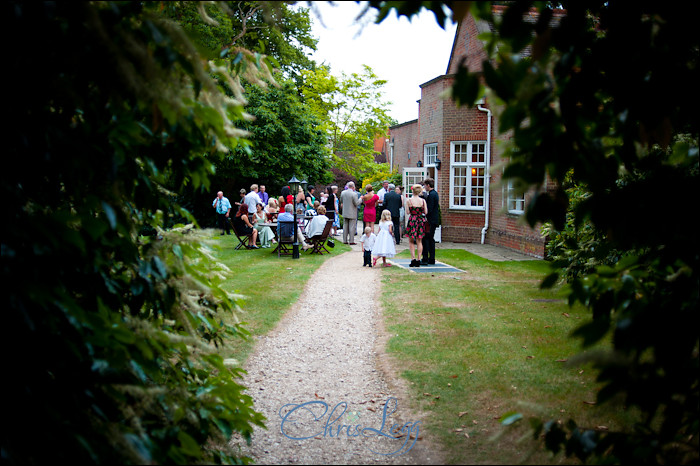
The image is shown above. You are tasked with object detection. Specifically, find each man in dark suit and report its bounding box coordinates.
[421,178,440,265]
[382,184,403,245]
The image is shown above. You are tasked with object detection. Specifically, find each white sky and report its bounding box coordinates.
[296,1,458,124]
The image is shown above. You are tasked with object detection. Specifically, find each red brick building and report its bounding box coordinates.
[388,7,562,258]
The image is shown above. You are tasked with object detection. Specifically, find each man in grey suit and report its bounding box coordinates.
[339,182,361,244]
[382,183,403,245]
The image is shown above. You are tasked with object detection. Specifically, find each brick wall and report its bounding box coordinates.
[447,13,489,74]
[485,131,547,258]
[388,120,418,172]
[386,11,549,258]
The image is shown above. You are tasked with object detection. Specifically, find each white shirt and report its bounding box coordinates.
[244,191,262,213]
[377,187,387,204]
[359,233,376,251]
[305,214,329,238]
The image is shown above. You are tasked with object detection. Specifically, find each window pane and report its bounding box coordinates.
[454,144,468,163]
[425,144,438,165]
[471,143,485,163]
[507,181,525,213]
[451,141,488,209]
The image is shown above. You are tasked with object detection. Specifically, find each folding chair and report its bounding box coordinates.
[228,218,253,250]
[306,220,334,255]
[275,220,296,257]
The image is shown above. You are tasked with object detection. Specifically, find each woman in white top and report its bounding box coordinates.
[304,205,330,238]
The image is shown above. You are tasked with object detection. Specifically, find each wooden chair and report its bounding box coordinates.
[228,218,253,250]
[275,220,296,257]
[306,220,334,255]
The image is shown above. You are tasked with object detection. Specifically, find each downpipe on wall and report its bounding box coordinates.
[478,104,492,244]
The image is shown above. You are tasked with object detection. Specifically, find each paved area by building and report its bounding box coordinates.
[337,226,538,263]
[432,241,539,261]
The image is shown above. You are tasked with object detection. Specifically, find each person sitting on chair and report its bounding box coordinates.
[305,205,329,238]
[277,204,311,250]
[266,198,279,221]
[233,204,259,249]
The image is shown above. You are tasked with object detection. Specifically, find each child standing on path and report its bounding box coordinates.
[372,210,397,267]
[359,226,376,267]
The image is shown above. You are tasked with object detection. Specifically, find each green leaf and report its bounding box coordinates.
[177,431,202,458]
[541,272,560,289]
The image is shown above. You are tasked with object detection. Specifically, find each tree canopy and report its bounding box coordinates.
[301,64,397,181]
[216,76,332,190]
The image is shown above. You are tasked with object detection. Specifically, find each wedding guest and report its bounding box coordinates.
[234,188,246,207]
[244,184,263,213]
[372,209,396,267]
[340,181,361,245]
[405,184,428,267]
[421,178,440,265]
[323,186,337,236]
[254,203,275,248]
[305,185,317,212]
[382,184,403,245]
[257,184,269,206]
[232,204,258,249]
[277,204,311,250]
[305,205,329,238]
[212,191,232,235]
[331,186,340,236]
[361,185,379,234]
[359,226,376,267]
[375,179,389,220]
[295,186,306,212]
[266,198,279,221]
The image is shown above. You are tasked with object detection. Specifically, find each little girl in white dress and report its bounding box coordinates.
[373,210,397,267]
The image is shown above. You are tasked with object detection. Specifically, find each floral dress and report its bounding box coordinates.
[405,203,426,241]
[333,195,340,228]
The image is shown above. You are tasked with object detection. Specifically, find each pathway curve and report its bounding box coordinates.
[230,247,441,464]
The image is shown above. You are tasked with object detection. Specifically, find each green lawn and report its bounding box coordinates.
[379,250,639,464]
[210,239,637,464]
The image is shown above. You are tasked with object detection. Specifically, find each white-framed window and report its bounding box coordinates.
[403,168,426,198]
[507,181,525,214]
[450,141,487,210]
[424,143,438,167]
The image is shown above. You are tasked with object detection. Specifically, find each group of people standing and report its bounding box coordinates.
[213,183,342,250]
[340,178,440,268]
[212,184,274,249]
[405,178,440,267]
[213,178,440,267]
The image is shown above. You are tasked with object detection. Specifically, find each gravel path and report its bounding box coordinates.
[230,247,442,464]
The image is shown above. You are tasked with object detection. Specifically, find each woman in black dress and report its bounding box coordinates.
[324,186,336,234]
[232,204,259,249]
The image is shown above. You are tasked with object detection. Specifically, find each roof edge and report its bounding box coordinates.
[389,119,418,130]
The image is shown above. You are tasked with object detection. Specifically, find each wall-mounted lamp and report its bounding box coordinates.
[435,156,442,170]
[408,151,411,159]
[417,160,423,168]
